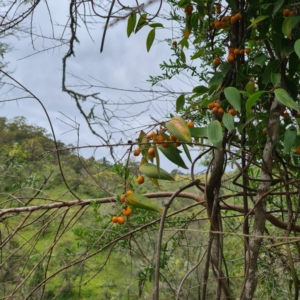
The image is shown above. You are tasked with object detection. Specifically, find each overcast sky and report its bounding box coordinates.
[1,0,204,173]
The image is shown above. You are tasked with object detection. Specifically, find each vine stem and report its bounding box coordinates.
[153,179,200,300]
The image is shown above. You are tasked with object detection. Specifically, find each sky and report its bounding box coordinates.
[0,0,205,173]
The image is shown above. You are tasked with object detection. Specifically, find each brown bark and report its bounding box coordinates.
[240,98,281,299]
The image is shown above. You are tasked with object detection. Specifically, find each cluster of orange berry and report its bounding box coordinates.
[111,191,134,224]
[227,47,250,63]
[283,8,294,16]
[214,12,242,29]
[208,102,237,116]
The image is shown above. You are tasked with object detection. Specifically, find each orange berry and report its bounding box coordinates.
[235,13,242,20]
[162,140,170,148]
[208,102,215,109]
[126,190,133,195]
[187,121,194,128]
[239,49,244,55]
[234,48,240,54]
[283,112,290,118]
[117,216,125,224]
[220,21,226,28]
[120,194,127,203]
[212,107,219,113]
[289,10,294,16]
[146,131,155,140]
[184,5,193,15]
[112,216,118,223]
[155,135,165,143]
[213,57,221,67]
[228,47,234,54]
[215,21,222,29]
[214,102,220,108]
[227,54,235,63]
[245,48,251,54]
[137,175,144,184]
[230,15,238,24]
[296,146,300,155]
[218,107,224,114]
[170,134,177,142]
[283,9,290,16]
[172,40,177,48]
[122,207,132,217]
[228,109,237,116]
[148,147,155,156]
[133,148,141,156]
[175,139,181,147]
[262,129,267,135]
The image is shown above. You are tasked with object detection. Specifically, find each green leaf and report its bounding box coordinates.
[248,15,269,29]
[166,116,192,143]
[274,88,300,110]
[149,23,163,28]
[126,193,163,213]
[158,144,188,169]
[282,16,300,39]
[182,143,192,163]
[271,73,281,86]
[191,48,204,59]
[224,87,241,111]
[178,38,189,49]
[254,54,268,67]
[135,13,147,33]
[284,126,297,153]
[273,0,284,16]
[180,50,186,62]
[146,29,155,52]
[294,39,300,58]
[207,120,223,150]
[209,73,223,88]
[176,94,185,112]
[190,127,207,137]
[222,113,235,132]
[246,91,267,118]
[192,85,208,94]
[139,163,175,181]
[246,82,256,95]
[127,13,136,37]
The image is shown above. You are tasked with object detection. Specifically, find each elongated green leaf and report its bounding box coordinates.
[254,54,267,67]
[180,50,186,62]
[149,177,160,189]
[282,16,300,39]
[191,48,205,59]
[284,126,297,153]
[273,0,284,16]
[126,193,163,213]
[192,85,208,94]
[176,94,185,112]
[209,73,223,88]
[190,127,207,137]
[294,39,300,58]
[140,163,175,181]
[246,91,267,118]
[135,13,147,33]
[127,13,137,37]
[146,29,155,52]
[271,73,281,86]
[149,23,163,28]
[222,113,235,132]
[248,15,269,29]
[274,88,300,110]
[224,87,241,111]
[207,120,223,150]
[158,144,188,169]
[182,143,192,163]
[166,116,192,143]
